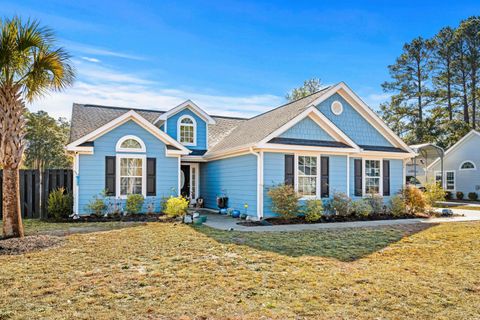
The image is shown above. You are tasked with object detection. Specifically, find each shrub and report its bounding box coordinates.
[302,199,323,222]
[367,195,384,214]
[401,186,426,215]
[424,183,445,207]
[267,184,300,219]
[456,191,464,200]
[330,192,352,216]
[445,191,452,200]
[468,192,478,201]
[126,194,144,214]
[86,191,107,217]
[164,196,189,218]
[389,194,406,217]
[351,199,373,218]
[47,187,73,220]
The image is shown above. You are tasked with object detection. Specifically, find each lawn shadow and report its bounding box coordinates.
[193,223,438,262]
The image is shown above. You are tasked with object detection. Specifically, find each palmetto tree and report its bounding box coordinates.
[0,17,74,238]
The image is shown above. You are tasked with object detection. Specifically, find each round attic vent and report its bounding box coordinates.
[331,100,343,115]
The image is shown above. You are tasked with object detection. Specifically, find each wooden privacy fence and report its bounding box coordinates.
[0,169,73,219]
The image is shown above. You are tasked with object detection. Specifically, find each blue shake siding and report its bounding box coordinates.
[280,117,335,141]
[78,120,179,214]
[200,154,257,216]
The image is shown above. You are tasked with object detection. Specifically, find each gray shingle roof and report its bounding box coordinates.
[69,88,331,154]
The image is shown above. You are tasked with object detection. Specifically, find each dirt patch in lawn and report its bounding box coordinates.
[0,235,64,255]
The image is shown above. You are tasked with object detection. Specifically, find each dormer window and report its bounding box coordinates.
[178,115,196,146]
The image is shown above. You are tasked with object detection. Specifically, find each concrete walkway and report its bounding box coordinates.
[200,208,480,232]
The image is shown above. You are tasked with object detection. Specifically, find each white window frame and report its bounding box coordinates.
[116,154,147,198]
[459,160,476,171]
[180,162,200,202]
[362,158,383,197]
[115,135,146,153]
[294,154,320,200]
[445,170,455,191]
[434,171,443,185]
[177,115,197,146]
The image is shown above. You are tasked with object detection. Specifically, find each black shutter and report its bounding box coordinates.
[383,160,390,196]
[147,158,156,196]
[321,156,329,198]
[354,159,362,196]
[284,154,295,186]
[105,156,116,196]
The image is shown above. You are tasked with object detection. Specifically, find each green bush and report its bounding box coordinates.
[468,192,478,201]
[424,183,446,207]
[445,191,452,200]
[47,187,73,220]
[86,191,107,217]
[126,194,145,214]
[351,199,373,218]
[367,194,384,214]
[402,186,426,215]
[389,194,406,217]
[267,184,300,219]
[301,199,323,222]
[164,196,189,218]
[330,192,352,216]
[456,191,464,200]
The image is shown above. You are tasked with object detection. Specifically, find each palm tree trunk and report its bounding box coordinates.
[0,84,26,238]
[2,168,24,238]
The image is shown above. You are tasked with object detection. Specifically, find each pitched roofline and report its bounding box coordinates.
[154,99,216,125]
[427,130,480,169]
[66,110,190,154]
[73,103,166,114]
[308,82,415,155]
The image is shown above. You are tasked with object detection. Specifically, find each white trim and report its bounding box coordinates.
[257,106,361,151]
[179,162,200,202]
[249,147,264,219]
[73,153,80,214]
[66,110,190,155]
[444,170,456,191]
[346,154,350,196]
[116,154,147,199]
[295,154,321,200]
[459,160,477,171]
[331,100,343,115]
[177,115,197,146]
[66,146,94,154]
[308,82,415,154]
[181,155,207,162]
[434,171,444,188]
[154,100,216,125]
[115,135,146,152]
[362,158,383,197]
[260,143,359,153]
[428,130,480,169]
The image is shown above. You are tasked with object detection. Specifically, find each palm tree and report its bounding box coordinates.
[1,17,74,238]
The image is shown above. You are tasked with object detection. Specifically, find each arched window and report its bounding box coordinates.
[116,135,146,152]
[178,115,196,145]
[460,161,476,170]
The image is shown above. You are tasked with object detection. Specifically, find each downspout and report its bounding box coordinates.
[249,147,263,220]
[73,152,80,214]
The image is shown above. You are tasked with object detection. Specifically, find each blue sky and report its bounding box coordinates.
[2,1,479,119]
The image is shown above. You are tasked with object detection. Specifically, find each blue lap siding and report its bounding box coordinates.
[77,120,179,214]
[165,108,207,151]
[200,154,257,216]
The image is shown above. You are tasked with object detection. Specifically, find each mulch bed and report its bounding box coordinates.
[237,214,425,227]
[0,235,64,255]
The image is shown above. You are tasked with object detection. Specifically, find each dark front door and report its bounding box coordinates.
[181,165,190,198]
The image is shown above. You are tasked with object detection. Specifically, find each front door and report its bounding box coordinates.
[180,165,190,198]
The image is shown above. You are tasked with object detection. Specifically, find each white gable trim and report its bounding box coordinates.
[256,106,361,151]
[427,130,480,169]
[66,110,190,154]
[154,100,216,125]
[308,82,415,155]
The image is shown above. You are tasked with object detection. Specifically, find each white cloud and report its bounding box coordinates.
[81,56,101,63]
[64,40,146,61]
[365,92,391,106]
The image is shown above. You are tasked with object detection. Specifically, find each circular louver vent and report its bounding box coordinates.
[331,100,343,115]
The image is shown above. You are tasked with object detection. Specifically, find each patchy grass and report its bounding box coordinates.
[449,205,480,211]
[1,219,145,237]
[0,222,479,319]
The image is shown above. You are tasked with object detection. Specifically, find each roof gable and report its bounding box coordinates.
[155,100,216,125]
[428,130,480,169]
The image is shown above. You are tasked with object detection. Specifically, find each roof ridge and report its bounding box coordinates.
[247,86,332,120]
[74,103,166,114]
[211,115,248,120]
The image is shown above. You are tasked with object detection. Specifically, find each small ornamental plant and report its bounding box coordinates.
[456,191,464,200]
[164,196,189,218]
[330,192,352,216]
[402,186,426,215]
[389,194,406,217]
[301,199,323,222]
[352,199,373,218]
[47,187,73,220]
[267,184,300,219]
[424,183,446,207]
[468,192,478,201]
[86,190,107,217]
[126,194,144,214]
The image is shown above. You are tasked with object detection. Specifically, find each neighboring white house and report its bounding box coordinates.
[427,130,480,199]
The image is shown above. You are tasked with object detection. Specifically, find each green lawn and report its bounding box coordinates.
[1,220,479,319]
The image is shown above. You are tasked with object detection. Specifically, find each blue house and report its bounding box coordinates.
[66,82,415,218]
